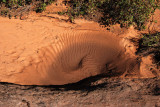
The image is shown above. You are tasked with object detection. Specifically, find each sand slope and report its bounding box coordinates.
[0,15,73,82]
[0,12,159,85]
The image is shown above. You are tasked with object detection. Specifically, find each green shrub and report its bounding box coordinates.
[35,2,47,13]
[66,0,103,22]
[65,0,160,30]
[57,11,66,15]
[35,0,55,13]
[1,9,9,16]
[100,0,160,30]
[0,0,32,7]
[0,0,54,12]
[138,32,160,66]
[141,33,160,47]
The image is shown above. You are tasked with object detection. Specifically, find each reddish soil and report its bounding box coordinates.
[0,1,159,106]
[0,7,159,85]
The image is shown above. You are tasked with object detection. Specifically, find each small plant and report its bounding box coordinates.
[141,32,160,47]
[0,0,32,8]
[57,11,66,15]
[34,0,55,13]
[46,0,54,5]
[66,0,102,20]
[36,2,47,13]
[138,32,160,66]
[0,0,55,12]
[1,9,9,16]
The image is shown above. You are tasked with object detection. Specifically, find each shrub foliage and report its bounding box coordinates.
[65,0,160,30]
[0,0,32,7]
[138,32,160,66]
[141,32,160,47]
[100,0,160,30]
[0,0,54,12]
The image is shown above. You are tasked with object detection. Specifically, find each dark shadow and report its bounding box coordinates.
[40,15,69,22]
[152,84,160,96]
[0,73,109,92]
[42,73,109,91]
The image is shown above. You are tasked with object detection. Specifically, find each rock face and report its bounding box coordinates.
[0,76,159,107]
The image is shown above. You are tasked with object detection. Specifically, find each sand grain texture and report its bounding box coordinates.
[0,13,159,85]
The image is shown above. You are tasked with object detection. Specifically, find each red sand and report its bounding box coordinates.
[0,6,159,85]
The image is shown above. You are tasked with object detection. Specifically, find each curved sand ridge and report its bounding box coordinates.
[0,16,140,85]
